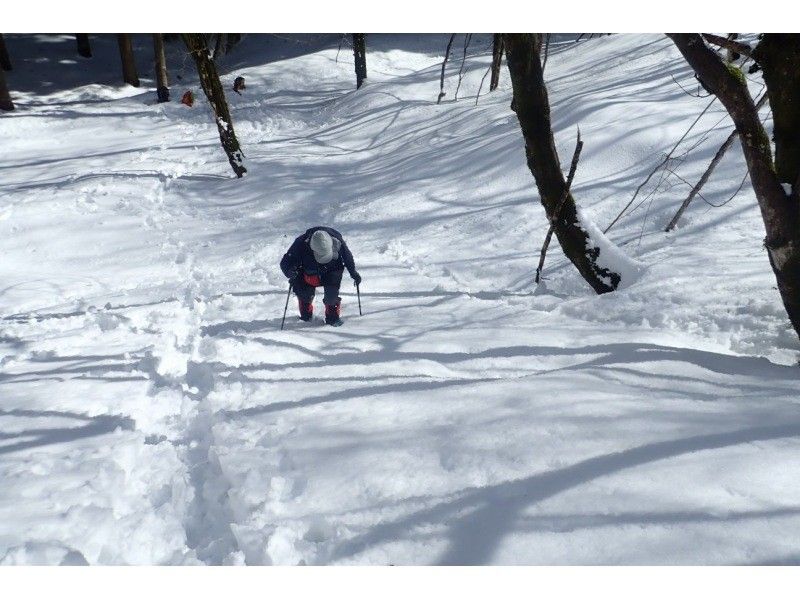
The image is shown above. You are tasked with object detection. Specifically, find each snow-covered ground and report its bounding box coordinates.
[1,33,799,565]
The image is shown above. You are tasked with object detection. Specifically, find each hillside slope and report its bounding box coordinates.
[1,33,798,565]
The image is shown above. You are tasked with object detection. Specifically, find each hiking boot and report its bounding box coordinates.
[298,299,313,322]
[325,298,342,326]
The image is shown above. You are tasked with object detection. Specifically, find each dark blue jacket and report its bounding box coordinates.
[280,226,357,280]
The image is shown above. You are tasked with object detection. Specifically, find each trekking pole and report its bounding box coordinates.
[356,282,362,316]
[280,281,293,330]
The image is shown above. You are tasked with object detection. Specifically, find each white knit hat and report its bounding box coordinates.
[310,230,334,264]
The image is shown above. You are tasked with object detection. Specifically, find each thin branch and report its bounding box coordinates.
[475,64,492,106]
[603,96,717,234]
[701,33,754,59]
[437,34,456,104]
[335,33,348,63]
[665,92,768,231]
[212,33,225,61]
[535,129,584,283]
[670,74,712,98]
[541,33,552,73]
[454,33,472,101]
[700,170,750,207]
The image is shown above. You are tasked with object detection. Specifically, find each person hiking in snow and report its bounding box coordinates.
[280,226,361,326]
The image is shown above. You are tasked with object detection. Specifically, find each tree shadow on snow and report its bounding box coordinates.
[328,422,800,564]
[0,408,135,456]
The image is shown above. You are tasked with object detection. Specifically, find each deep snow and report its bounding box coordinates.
[1,33,799,565]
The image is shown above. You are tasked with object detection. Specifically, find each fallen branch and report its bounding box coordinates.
[437,34,456,104]
[535,129,584,283]
[664,92,768,231]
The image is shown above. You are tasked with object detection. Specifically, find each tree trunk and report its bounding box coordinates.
[503,33,623,293]
[212,33,225,60]
[182,33,247,178]
[353,33,367,89]
[117,34,140,87]
[76,33,92,58]
[153,33,169,102]
[0,64,13,111]
[437,34,456,104]
[0,34,11,71]
[490,34,503,91]
[668,33,800,340]
[754,34,800,188]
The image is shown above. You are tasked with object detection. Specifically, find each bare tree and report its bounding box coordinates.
[0,34,11,71]
[76,34,92,58]
[182,33,246,178]
[490,34,503,91]
[437,34,456,104]
[503,33,625,293]
[454,33,472,101]
[668,33,800,340]
[117,34,140,87]
[212,34,225,60]
[353,33,367,89]
[0,65,13,111]
[153,33,169,102]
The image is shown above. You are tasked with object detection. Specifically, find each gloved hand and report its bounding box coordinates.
[287,269,300,284]
[352,271,362,286]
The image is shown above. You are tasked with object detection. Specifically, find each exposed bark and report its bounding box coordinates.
[117,34,140,87]
[437,34,456,104]
[153,33,169,103]
[536,130,583,283]
[76,33,92,58]
[503,33,623,294]
[0,64,13,111]
[353,33,367,89]
[182,33,247,178]
[665,93,769,232]
[490,34,503,91]
[668,33,800,340]
[0,34,11,71]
